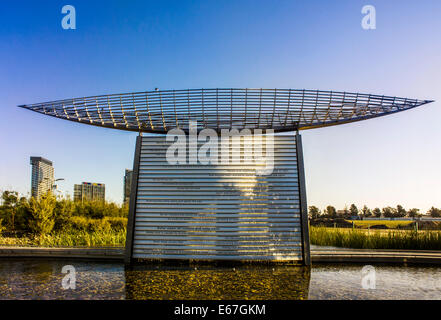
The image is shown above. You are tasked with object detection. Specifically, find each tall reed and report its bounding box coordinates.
[0,229,126,247]
[310,226,441,250]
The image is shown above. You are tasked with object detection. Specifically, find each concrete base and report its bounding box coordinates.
[0,246,124,260]
[312,248,441,264]
[1,246,441,265]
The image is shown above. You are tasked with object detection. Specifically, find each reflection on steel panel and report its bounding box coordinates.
[131,134,305,262]
[124,265,311,299]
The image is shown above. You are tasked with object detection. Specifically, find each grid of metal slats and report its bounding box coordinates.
[20,89,433,133]
[132,135,303,261]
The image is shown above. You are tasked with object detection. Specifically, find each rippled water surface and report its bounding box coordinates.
[0,259,440,299]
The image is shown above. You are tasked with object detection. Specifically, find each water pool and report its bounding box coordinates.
[0,259,440,299]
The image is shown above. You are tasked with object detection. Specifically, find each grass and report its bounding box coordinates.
[310,226,441,250]
[0,229,126,247]
[346,220,414,229]
[0,215,128,247]
[2,217,438,250]
[36,229,126,247]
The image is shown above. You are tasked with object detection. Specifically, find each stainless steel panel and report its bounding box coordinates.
[133,236,303,242]
[130,253,303,261]
[132,134,302,261]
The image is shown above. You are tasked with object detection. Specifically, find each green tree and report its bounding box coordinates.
[382,206,396,218]
[1,191,19,230]
[428,207,441,218]
[72,200,128,218]
[26,193,57,235]
[407,208,420,218]
[361,205,372,218]
[373,207,381,218]
[308,206,321,219]
[349,204,359,217]
[53,199,74,232]
[14,198,31,233]
[325,205,337,218]
[396,205,406,218]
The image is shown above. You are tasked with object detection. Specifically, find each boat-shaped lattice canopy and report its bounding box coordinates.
[19,88,433,133]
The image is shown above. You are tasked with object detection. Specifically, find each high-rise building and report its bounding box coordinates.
[30,156,55,199]
[73,182,105,202]
[124,169,133,205]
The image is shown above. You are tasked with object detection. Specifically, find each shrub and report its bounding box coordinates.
[26,193,57,235]
[29,229,126,247]
[53,199,74,232]
[104,217,127,232]
[63,216,128,233]
[71,200,128,219]
[88,219,111,232]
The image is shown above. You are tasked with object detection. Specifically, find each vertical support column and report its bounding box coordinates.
[295,132,311,266]
[124,134,142,264]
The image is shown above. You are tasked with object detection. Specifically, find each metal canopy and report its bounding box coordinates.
[19,88,433,133]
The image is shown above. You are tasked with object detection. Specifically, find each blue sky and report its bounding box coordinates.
[0,0,440,211]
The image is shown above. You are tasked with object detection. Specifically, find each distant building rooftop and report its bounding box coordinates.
[30,156,53,166]
[81,182,105,186]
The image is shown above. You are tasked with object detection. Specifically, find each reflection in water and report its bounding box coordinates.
[0,260,125,300]
[125,264,310,300]
[308,264,441,300]
[0,260,441,300]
